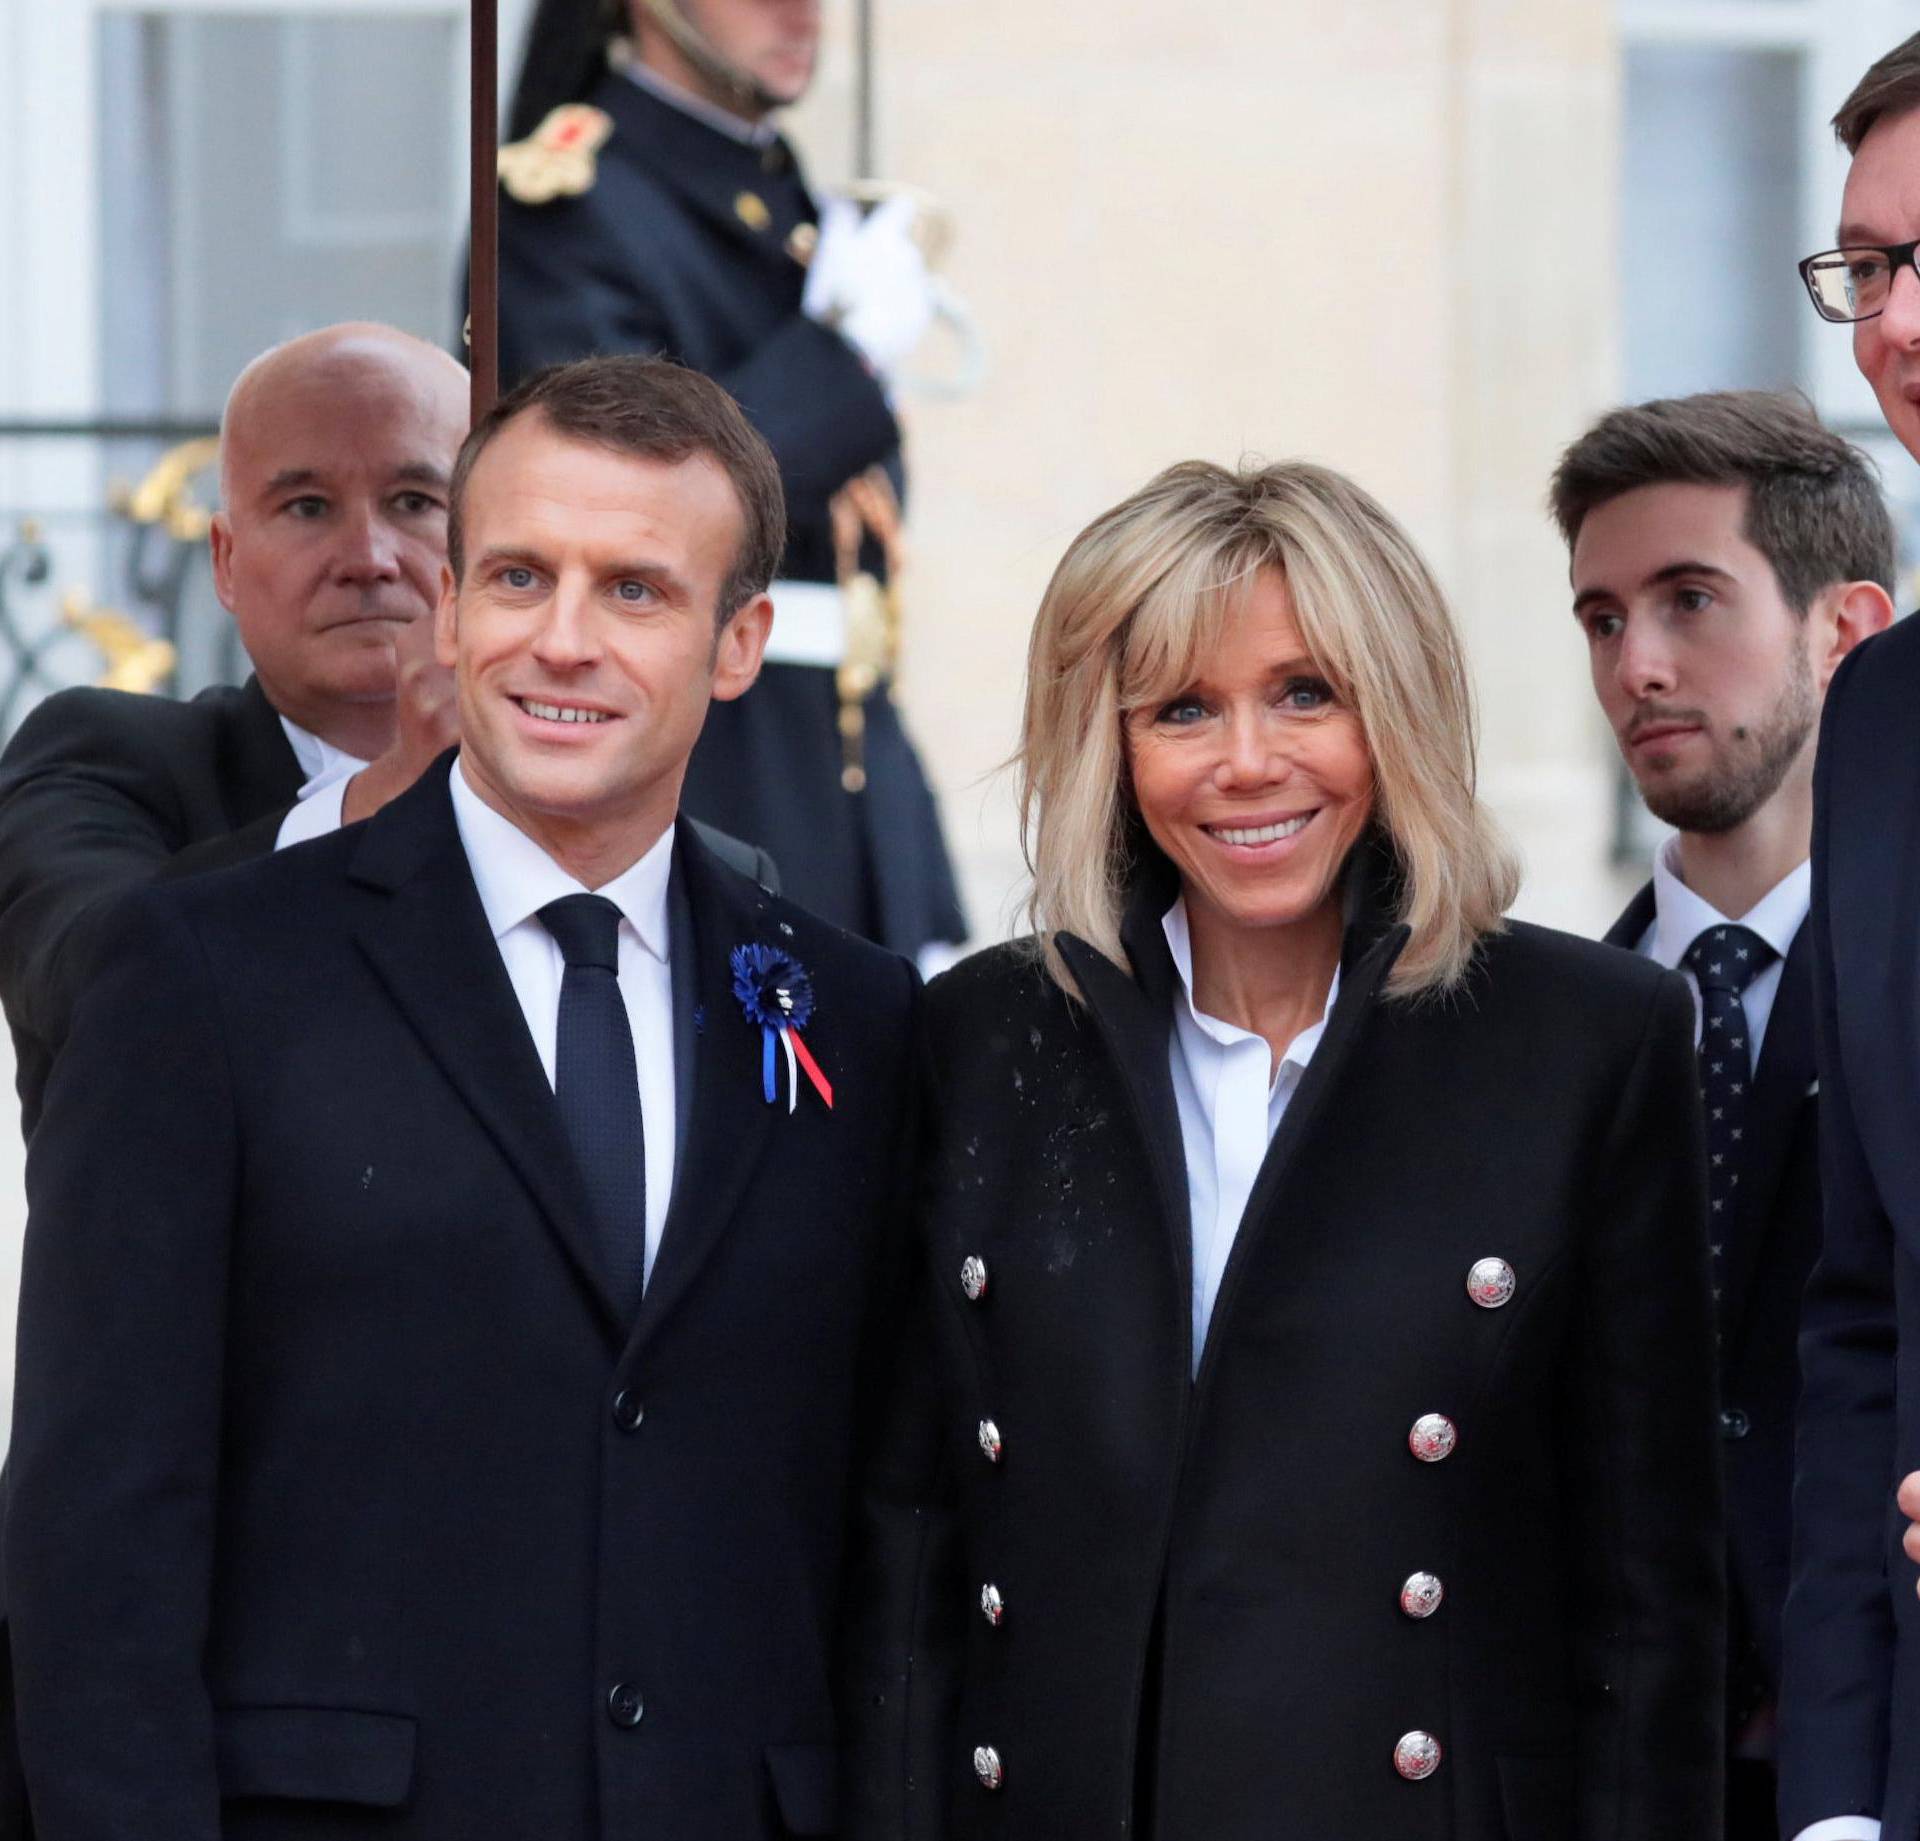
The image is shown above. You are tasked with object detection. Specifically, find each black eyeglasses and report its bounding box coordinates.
[1798,237,1920,324]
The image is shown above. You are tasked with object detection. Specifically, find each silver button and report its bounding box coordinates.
[978,1418,1003,1463]
[961,1255,989,1302]
[1399,1571,1444,1619]
[1465,1256,1516,1309]
[973,1744,1004,1790]
[1394,1730,1443,1780]
[980,1582,1005,1626]
[1408,1413,1457,1463]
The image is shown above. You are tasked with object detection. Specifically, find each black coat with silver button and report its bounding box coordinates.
[848,842,1724,1839]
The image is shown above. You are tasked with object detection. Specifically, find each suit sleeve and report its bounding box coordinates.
[0,693,280,1057]
[495,193,900,522]
[842,973,963,1840]
[1572,969,1724,1838]
[5,888,236,1838]
[1777,644,1899,1834]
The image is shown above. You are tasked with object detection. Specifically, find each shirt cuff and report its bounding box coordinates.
[274,772,352,851]
[1792,1819,1882,1840]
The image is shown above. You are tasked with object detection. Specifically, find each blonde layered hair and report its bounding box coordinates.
[1019,459,1518,999]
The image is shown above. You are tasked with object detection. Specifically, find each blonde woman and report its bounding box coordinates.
[849,461,1722,1839]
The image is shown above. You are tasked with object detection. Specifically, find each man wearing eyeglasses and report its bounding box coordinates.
[1777,30,1920,1841]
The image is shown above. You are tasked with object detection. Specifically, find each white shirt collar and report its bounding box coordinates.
[1646,835,1810,973]
[278,715,368,792]
[1161,895,1340,1083]
[611,50,781,150]
[449,754,673,965]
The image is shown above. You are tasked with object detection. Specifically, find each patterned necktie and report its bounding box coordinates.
[1681,923,1778,1306]
[539,894,646,1320]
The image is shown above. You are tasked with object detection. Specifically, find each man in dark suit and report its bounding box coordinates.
[1551,388,1895,1840]
[0,322,469,1136]
[489,0,967,965]
[1779,30,1920,1841]
[5,354,920,1839]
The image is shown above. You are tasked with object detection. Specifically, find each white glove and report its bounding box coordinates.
[802,194,937,375]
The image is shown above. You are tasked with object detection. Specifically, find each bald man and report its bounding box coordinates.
[0,322,468,1138]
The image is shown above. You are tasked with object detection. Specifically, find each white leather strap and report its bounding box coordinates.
[762,579,847,667]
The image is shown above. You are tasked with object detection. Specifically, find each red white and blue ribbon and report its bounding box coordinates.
[730,943,834,1114]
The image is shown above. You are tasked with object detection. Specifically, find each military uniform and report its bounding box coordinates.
[492,66,966,958]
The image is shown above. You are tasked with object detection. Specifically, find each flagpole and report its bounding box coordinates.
[469,0,501,419]
[853,0,875,182]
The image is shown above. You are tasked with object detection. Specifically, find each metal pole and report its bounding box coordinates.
[469,0,501,419]
[853,0,875,182]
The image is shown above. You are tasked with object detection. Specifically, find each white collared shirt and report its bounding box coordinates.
[1637,837,1810,1064]
[273,716,368,851]
[1163,897,1339,1376]
[449,756,677,1286]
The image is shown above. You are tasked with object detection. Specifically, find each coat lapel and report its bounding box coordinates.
[1721,917,1816,1343]
[631,827,780,1350]
[1058,928,1194,1366]
[1193,847,1410,1399]
[346,758,623,1336]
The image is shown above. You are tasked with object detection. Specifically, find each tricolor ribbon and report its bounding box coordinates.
[732,942,835,1113]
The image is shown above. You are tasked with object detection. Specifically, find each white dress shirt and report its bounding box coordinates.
[450,756,678,1287]
[1636,837,1809,1063]
[1163,897,1339,1376]
[1636,846,1851,1841]
[273,716,368,851]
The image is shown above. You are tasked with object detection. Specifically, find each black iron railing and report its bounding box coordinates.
[0,418,239,739]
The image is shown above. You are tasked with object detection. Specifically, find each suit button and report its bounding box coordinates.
[980,1582,1006,1626]
[606,1682,644,1728]
[1408,1413,1457,1463]
[978,1418,1004,1463]
[1720,1407,1751,1440]
[611,1390,644,1432]
[1465,1257,1516,1309]
[1399,1571,1444,1619]
[960,1255,990,1302]
[973,1744,1004,1790]
[1394,1730,1443,1780]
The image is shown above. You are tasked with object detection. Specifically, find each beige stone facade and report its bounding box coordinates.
[789,0,1630,941]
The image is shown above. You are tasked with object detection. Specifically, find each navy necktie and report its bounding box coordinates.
[1682,923,1778,1307]
[539,894,646,1319]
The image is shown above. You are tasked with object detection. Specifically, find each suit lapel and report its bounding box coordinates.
[632,828,779,1349]
[1603,882,1657,953]
[347,758,623,1336]
[1721,917,1816,1345]
[225,676,306,824]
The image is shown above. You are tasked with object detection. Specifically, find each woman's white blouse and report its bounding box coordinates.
[1162,897,1340,1377]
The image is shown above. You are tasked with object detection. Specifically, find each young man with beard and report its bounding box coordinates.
[1552,388,1895,1841]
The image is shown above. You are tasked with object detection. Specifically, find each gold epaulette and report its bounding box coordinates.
[499,104,613,206]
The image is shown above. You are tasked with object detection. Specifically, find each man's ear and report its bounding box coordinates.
[1812,577,1897,691]
[208,512,236,612]
[711,591,773,703]
[433,563,460,670]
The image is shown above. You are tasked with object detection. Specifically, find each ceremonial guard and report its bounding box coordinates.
[489,0,966,961]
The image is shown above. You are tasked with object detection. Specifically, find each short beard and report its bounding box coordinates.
[1637,651,1817,835]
